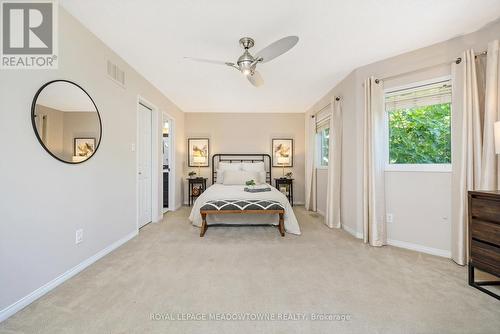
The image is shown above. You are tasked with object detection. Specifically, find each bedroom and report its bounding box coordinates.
[0,0,499,333]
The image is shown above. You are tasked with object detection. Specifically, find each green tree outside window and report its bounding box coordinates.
[320,128,329,166]
[388,103,451,164]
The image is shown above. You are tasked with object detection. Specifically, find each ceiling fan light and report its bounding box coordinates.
[242,69,251,76]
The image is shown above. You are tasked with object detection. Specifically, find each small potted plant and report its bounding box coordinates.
[188,171,197,179]
[245,179,256,189]
[285,172,293,179]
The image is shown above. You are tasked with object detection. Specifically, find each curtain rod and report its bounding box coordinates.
[310,96,341,118]
[371,50,488,84]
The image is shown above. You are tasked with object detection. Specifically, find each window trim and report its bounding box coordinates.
[385,163,452,173]
[383,75,452,172]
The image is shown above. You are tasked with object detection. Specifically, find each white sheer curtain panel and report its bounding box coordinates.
[451,49,483,265]
[481,40,500,189]
[363,77,386,246]
[305,114,316,211]
[325,98,342,228]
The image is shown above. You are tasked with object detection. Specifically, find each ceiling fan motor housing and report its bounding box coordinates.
[237,50,256,75]
[239,37,255,49]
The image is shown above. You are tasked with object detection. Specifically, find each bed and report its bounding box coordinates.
[188,154,301,235]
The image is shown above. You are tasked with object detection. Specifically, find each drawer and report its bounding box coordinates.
[470,240,500,276]
[470,197,500,224]
[471,219,500,245]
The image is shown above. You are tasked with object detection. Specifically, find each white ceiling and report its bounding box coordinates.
[60,0,500,113]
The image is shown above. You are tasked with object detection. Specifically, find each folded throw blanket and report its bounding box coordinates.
[244,187,271,193]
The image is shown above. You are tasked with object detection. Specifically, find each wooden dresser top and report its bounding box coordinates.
[469,190,500,198]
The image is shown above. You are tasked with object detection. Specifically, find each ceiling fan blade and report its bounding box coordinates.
[247,70,264,87]
[184,57,234,66]
[255,36,299,63]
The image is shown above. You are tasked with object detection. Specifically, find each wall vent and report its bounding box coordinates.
[107,60,126,87]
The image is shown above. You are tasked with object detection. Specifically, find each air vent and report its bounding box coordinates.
[107,60,125,87]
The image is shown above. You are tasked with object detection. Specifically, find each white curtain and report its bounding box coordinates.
[451,49,483,265]
[481,40,500,189]
[363,77,386,246]
[305,113,316,211]
[325,98,342,228]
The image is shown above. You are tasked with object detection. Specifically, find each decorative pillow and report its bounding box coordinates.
[222,170,261,185]
[216,162,242,183]
[215,169,224,184]
[241,161,265,172]
[258,170,267,184]
[218,162,242,171]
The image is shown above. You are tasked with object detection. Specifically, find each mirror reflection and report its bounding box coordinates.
[32,80,101,163]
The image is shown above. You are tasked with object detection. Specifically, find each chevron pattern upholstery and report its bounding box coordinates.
[200,199,284,211]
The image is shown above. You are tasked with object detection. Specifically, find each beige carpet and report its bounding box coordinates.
[1,206,499,334]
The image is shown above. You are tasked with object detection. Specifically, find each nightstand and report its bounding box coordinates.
[274,178,294,206]
[187,178,207,206]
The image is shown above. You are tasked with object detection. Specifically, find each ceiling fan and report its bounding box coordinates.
[184,36,299,87]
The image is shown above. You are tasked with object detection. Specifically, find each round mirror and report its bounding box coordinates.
[31,80,102,164]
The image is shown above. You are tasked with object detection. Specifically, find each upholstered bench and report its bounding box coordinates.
[199,199,285,237]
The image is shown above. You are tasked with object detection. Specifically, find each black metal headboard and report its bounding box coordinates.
[212,154,272,185]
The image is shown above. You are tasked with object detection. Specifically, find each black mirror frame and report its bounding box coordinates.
[31,79,102,164]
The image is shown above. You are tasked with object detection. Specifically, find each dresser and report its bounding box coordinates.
[468,191,500,300]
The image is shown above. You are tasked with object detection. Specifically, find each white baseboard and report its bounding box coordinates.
[387,239,451,258]
[342,224,363,239]
[0,230,138,323]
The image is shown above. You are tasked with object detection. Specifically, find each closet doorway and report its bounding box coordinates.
[162,112,175,213]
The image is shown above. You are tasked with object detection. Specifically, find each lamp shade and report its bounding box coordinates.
[193,155,206,164]
[495,121,500,154]
[277,156,289,165]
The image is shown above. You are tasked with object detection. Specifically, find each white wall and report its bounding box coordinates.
[307,19,500,255]
[306,70,360,234]
[184,112,305,204]
[0,7,185,315]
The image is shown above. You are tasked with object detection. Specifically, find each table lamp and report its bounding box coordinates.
[193,155,206,177]
[277,156,289,178]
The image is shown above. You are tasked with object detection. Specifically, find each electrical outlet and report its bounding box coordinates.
[75,229,83,244]
[386,213,394,223]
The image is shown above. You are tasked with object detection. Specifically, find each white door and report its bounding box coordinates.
[138,102,153,228]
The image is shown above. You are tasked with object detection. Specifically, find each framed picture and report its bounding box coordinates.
[272,138,293,167]
[74,138,96,157]
[188,138,209,167]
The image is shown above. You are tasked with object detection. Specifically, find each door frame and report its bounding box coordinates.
[136,96,160,231]
[162,111,176,213]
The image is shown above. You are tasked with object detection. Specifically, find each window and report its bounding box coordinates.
[315,105,330,168]
[317,127,329,167]
[385,78,452,171]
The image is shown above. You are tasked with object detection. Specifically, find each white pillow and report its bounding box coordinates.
[216,162,242,184]
[257,170,267,184]
[215,169,230,184]
[219,162,242,171]
[222,170,261,185]
[241,161,265,172]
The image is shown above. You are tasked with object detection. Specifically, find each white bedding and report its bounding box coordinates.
[188,184,301,235]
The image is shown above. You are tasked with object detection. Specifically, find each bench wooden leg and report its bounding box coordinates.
[278,212,285,237]
[200,212,208,237]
